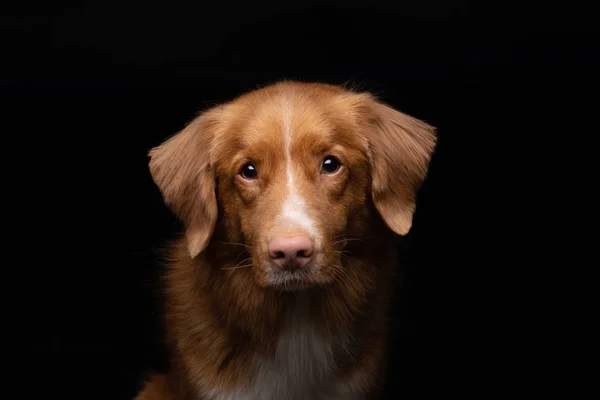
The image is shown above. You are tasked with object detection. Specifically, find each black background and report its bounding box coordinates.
[2,1,597,399]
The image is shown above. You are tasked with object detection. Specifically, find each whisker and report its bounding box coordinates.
[331,237,376,247]
[332,234,377,240]
[215,241,254,250]
[221,257,253,271]
[233,250,248,264]
[333,271,348,286]
[345,237,375,243]
[336,252,351,266]
[332,233,364,238]
[331,265,351,288]
[221,262,253,271]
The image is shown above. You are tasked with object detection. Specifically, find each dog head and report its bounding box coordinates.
[149,82,436,290]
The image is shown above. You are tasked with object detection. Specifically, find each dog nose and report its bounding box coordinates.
[268,236,314,270]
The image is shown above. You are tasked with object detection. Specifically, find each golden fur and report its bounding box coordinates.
[136,81,436,399]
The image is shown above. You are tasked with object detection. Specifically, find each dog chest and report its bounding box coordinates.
[209,312,362,399]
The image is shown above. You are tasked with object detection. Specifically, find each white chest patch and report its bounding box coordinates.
[207,298,363,400]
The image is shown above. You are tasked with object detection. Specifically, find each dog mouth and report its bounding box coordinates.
[264,267,320,292]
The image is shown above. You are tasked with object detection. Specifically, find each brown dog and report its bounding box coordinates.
[136,81,436,400]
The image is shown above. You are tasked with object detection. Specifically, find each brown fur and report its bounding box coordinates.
[137,81,436,399]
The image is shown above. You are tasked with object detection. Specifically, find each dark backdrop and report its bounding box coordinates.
[2,1,597,399]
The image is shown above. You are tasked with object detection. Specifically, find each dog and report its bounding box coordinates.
[135,81,437,400]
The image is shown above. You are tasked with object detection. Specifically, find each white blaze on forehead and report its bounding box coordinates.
[279,94,317,237]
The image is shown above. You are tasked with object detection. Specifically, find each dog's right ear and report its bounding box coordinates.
[149,111,220,258]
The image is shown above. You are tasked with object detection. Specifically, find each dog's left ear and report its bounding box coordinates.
[148,110,220,258]
[365,98,437,235]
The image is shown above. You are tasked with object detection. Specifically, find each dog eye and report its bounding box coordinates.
[240,163,258,180]
[321,156,341,174]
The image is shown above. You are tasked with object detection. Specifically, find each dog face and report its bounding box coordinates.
[149,82,436,291]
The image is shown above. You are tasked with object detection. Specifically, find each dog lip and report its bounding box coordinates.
[265,264,319,291]
[271,281,315,292]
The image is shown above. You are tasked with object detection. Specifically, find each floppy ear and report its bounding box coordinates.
[148,112,219,258]
[366,98,437,235]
